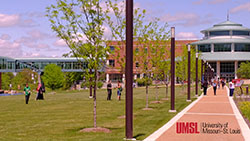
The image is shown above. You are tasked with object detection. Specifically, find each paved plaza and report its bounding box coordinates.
[145,86,250,141]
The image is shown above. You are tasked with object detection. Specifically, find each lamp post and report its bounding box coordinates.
[187,45,191,102]
[169,27,176,112]
[0,72,2,90]
[125,0,133,139]
[195,53,198,97]
[201,59,203,89]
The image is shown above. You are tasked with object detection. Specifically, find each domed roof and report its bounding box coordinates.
[201,20,250,33]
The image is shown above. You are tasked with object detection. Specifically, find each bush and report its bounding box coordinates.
[239,101,250,121]
[97,81,103,89]
[136,78,152,87]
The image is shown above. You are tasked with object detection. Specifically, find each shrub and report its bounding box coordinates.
[239,101,250,121]
[97,81,103,89]
[136,78,152,87]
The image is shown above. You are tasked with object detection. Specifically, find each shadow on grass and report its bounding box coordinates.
[133,133,145,139]
[68,126,123,133]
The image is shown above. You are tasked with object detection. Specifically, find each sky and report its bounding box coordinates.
[0,0,250,58]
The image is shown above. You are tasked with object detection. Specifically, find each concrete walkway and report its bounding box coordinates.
[144,86,250,141]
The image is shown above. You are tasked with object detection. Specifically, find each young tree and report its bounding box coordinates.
[42,64,65,90]
[237,61,250,79]
[1,72,14,90]
[46,0,109,129]
[105,0,148,81]
[13,69,38,90]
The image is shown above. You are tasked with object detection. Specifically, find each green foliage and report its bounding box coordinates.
[239,101,250,121]
[136,78,152,87]
[12,69,38,91]
[64,72,84,89]
[97,81,103,89]
[42,64,65,90]
[237,61,250,79]
[1,72,14,90]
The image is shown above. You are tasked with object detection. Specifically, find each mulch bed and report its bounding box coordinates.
[80,127,111,133]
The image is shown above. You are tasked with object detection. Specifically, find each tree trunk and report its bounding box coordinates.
[146,84,149,108]
[93,69,97,128]
[89,69,93,98]
[165,83,168,98]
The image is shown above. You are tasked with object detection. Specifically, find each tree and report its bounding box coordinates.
[64,72,84,89]
[105,0,148,81]
[42,64,65,90]
[46,0,109,129]
[135,18,169,108]
[237,61,250,79]
[1,72,14,90]
[12,69,38,90]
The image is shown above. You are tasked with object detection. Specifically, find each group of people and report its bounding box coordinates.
[202,77,234,96]
[23,83,45,104]
[107,80,123,101]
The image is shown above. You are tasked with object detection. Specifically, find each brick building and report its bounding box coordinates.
[105,40,197,82]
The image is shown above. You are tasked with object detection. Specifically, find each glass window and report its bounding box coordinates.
[135,48,139,53]
[109,46,115,52]
[220,62,235,73]
[214,44,231,52]
[235,44,250,52]
[109,60,115,67]
[110,74,122,82]
[135,62,139,68]
[209,62,217,73]
[233,31,250,36]
[210,31,230,36]
[198,44,211,52]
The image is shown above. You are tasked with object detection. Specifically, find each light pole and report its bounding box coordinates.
[201,59,203,89]
[195,53,198,97]
[169,27,176,112]
[187,45,191,102]
[125,0,133,139]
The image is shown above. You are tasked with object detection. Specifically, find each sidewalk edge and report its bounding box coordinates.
[143,88,208,141]
[227,86,250,140]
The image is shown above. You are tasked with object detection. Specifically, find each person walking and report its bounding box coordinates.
[217,78,220,89]
[24,83,31,104]
[221,78,225,89]
[117,81,122,101]
[203,79,208,96]
[229,81,235,97]
[107,80,112,100]
[212,80,217,95]
[36,83,44,100]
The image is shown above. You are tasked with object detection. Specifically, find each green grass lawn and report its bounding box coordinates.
[0,85,200,141]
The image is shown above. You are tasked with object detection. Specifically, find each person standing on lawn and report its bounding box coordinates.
[107,80,112,100]
[117,81,122,101]
[24,83,31,104]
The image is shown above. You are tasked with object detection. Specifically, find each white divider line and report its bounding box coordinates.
[185,112,234,116]
[198,102,230,103]
[226,86,250,141]
[143,87,211,141]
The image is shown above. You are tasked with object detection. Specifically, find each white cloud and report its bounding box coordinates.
[230,2,250,13]
[0,13,37,28]
[54,39,67,47]
[0,34,11,40]
[176,32,198,40]
[0,14,20,27]
[161,13,214,27]
[208,0,229,4]
[0,38,23,57]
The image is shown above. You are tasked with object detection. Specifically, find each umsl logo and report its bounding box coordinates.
[176,122,200,134]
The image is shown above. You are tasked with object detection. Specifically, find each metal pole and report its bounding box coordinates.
[187,45,191,102]
[195,53,198,97]
[169,27,176,112]
[125,0,133,139]
[201,60,203,89]
[0,72,2,90]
